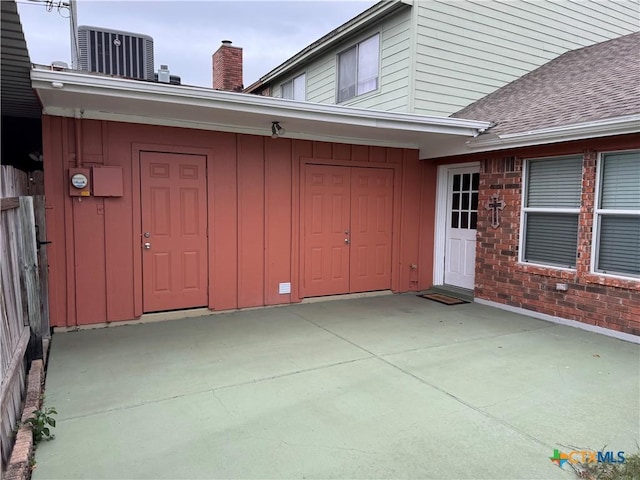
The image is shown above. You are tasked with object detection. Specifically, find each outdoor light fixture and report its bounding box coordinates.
[271,121,286,138]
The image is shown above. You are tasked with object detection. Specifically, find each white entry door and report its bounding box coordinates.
[444,167,479,290]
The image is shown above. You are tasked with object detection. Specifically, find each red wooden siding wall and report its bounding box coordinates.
[43,117,435,327]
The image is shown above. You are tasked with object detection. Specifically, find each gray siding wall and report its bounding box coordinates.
[413,0,640,117]
[305,7,413,111]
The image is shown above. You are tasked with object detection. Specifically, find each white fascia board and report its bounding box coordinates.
[255,0,412,86]
[31,67,489,138]
[465,114,640,152]
[40,107,421,150]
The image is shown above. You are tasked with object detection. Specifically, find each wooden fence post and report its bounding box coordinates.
[33,195,50,338]
[18,197,43,360]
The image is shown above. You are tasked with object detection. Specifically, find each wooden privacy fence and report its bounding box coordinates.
[1,166,49,469]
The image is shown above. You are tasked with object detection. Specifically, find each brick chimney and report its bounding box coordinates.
[212,40,243,91]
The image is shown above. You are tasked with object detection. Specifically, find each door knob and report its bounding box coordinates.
[143,242,151,249]
[344,238,350,244]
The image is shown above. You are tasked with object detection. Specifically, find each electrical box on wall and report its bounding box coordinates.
[69,168,91,197]
[92,166,124,197]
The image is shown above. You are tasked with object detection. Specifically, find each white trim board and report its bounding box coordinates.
[32,67,489,158]
[475,298,640,345]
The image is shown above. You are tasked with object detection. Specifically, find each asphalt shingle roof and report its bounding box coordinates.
[451,32,640,136]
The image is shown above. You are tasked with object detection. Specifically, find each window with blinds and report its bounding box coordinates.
[522,156,582,268]
[594,151,640,278]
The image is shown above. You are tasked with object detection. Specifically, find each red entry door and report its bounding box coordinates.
[140,152,208,313]
[303,165,393,297]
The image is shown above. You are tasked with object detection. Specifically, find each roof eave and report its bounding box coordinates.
[31,67,489,153]
[464,114,640,153]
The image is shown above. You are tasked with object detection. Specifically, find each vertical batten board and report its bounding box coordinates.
[72,196,108,325]
[42,116,67,328]
[211,133,239,310]
[264,138,293,305]
[237,135,266,308]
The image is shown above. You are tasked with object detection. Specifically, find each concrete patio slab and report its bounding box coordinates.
[386,324,640,452]
[33,294,639,479]
[291,296,553,355]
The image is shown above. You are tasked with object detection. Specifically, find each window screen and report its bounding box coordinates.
[595,151,640,277]
[522,156,582,268]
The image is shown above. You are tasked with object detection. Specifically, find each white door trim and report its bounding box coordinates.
[433,161,480,286]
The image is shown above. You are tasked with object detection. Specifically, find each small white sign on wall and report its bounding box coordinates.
[279,282,291,295]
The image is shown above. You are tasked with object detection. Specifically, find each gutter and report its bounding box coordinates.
[466,114,640,152]
[31,67,490,138]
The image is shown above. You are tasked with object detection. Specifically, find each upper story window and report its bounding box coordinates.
[521,156,583,269]
[337,33,380,103]
[593,150,640,278]
[281,73,306,101]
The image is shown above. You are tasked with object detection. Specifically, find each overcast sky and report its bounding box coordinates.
[17,0,378,87]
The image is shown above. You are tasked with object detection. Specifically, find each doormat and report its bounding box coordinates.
[417,293,469,305]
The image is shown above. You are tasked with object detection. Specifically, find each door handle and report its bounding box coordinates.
[143,242,151,249]
[344,238,350,244]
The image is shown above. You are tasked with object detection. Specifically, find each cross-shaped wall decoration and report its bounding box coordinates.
[486,193,506,229]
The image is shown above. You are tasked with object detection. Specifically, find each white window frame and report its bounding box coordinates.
[336,33,380,103]
[519,156,582,271]
[280,73,306,101]
[590,150,640,280]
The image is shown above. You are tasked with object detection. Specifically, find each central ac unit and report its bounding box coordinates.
[78,25,154,81]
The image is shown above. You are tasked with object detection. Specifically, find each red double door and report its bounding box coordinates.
[304,165,394,297]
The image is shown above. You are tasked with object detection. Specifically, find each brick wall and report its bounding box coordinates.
[212,41,243,91]
[475,150,640,336]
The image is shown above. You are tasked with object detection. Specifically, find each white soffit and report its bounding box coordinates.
[31,67,490,155]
